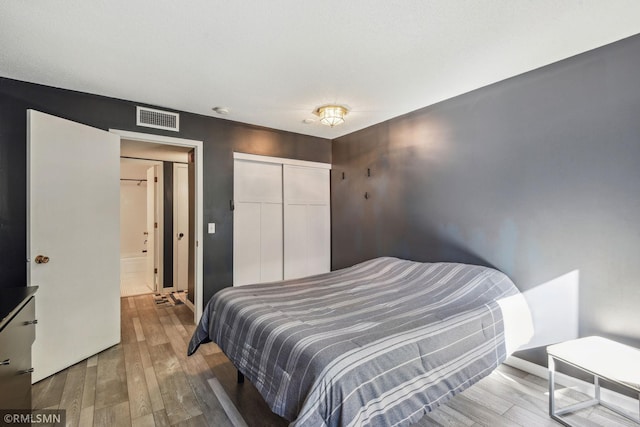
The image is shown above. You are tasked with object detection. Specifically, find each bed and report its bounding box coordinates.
[188,257,533,427]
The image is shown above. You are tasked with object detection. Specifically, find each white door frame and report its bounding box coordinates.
[173,162,189,292]
[145,163,164,293]
[111,129,204,323]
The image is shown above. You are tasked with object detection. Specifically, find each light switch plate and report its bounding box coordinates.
[208,223,216,234]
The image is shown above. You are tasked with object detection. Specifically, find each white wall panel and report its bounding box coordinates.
[306,204,331,275]
[283,204,308,280]
[260,202,283,282]
[233,202,262,286]
[284,165,330,203]
[284,165,330,280]
[234,159,283,286]
[235,160,282,203]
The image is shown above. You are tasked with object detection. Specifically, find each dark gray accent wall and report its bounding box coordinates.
[332,34,640,365]
[0,77,331,308]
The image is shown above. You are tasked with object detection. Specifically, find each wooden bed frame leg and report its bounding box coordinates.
[237,370,244,384]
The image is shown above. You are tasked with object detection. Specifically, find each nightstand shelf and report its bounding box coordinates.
[0,286,38,410]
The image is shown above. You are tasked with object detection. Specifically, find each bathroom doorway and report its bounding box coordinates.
[120,158,163,297]
[114,130,203,321]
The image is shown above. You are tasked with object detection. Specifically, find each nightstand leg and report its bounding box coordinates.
[549,355,556,417]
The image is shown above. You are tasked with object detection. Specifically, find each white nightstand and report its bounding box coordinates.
[547,336,640,426]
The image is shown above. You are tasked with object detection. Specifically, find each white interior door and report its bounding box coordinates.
[233,159,283,286]
[145,165,164,292]
[173,163,189,291]
[146,166,156,291]
[28,110,120,383]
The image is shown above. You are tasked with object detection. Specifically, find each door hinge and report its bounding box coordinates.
[154,268,158,274]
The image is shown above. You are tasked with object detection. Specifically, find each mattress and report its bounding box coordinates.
[188,257,533,427]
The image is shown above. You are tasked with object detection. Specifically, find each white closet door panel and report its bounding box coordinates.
[284,166,329,203]
[306,204,331,275]
[235,160,282,203]
[260,202,283,282]
[284,204,308,280]
[234,157,330,284]
[233,202,262,286]
[234,158,284,286]
[283,164,330,280]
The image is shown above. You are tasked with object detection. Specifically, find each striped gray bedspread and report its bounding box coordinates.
[188,257,520,427]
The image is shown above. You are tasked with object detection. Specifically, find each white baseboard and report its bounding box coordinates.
[505,356,638,416]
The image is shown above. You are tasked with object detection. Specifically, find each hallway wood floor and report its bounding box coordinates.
[32,294,634,426]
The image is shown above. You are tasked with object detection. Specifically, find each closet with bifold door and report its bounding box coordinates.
[233,153,331,286]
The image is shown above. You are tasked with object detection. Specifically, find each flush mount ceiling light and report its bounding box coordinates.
[314,105,348,127]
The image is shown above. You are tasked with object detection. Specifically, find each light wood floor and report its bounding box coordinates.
[32,294,634,427]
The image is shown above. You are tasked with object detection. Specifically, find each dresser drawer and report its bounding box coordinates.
[0,297,36,410]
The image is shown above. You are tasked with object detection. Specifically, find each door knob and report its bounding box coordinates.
[34,255,50,264]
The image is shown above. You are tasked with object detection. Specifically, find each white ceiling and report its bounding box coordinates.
[1,1,640,139]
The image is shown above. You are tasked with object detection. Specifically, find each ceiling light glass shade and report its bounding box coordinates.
[315,105,348,127]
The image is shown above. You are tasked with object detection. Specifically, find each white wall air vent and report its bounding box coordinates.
[136,106,180,132]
